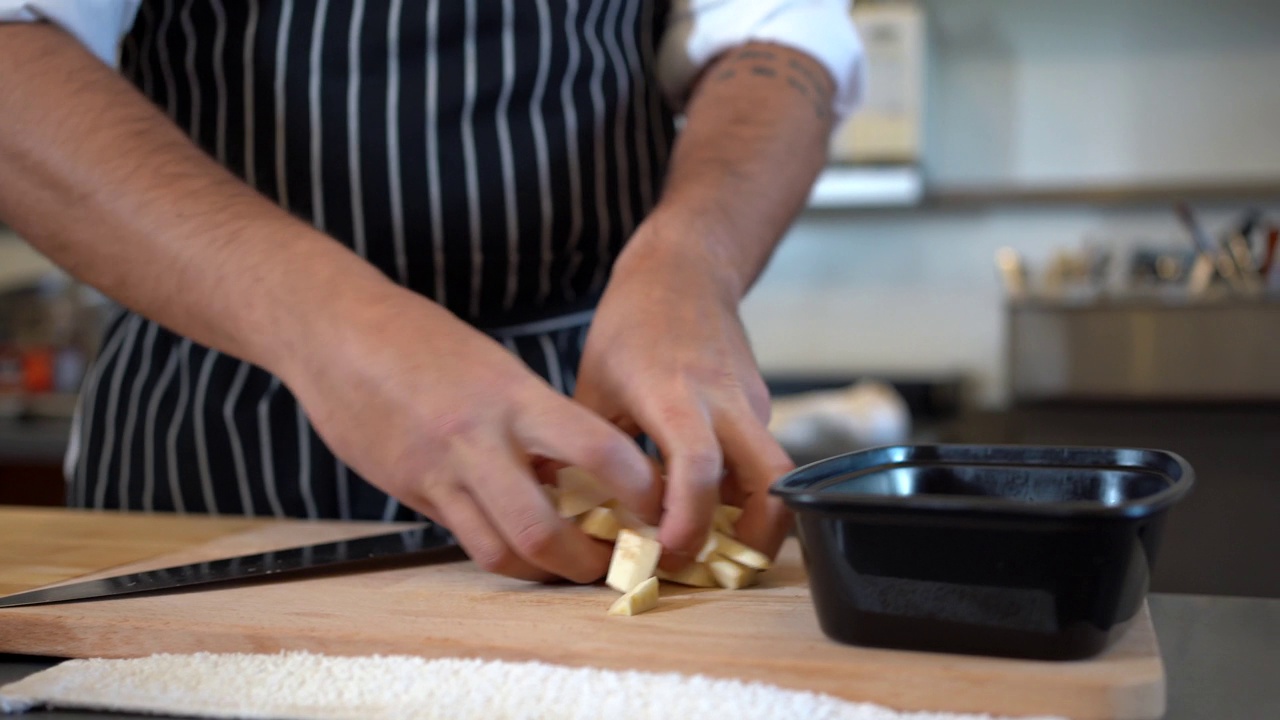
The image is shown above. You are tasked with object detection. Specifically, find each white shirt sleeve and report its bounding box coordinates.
[658,0,865,119]
[0,1,141,67]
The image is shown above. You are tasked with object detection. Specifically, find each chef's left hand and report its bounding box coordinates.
[574,216,794,568]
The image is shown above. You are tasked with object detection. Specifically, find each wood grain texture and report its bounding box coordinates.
[0,507,272,596]
[0,508,1165,719]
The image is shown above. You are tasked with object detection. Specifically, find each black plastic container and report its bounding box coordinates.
[770,445,1193,660]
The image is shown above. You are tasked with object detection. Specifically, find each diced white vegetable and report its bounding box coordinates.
[694,532,720,563]
[656,562,718,588]
[606,529,662,593]
[710,531,771,570]
[708,556,758,589]
[576,506,620,541]
[713,505,743,535]
[607,576,660,616]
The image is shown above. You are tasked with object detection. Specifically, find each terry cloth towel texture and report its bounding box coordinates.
[0,651,1065,720]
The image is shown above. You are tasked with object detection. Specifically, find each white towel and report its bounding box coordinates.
[0,651,1062,720]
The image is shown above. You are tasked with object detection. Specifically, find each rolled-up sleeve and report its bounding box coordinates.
[658,0,864,119]
[0,1,141,67]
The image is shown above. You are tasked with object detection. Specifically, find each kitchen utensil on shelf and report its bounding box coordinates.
[994,247,1028,299]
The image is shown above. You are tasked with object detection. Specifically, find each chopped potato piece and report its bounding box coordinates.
[710,531,771,570]
[656,561,718,588]
[576,506,620,541]
[606,529,662,593]
[713,505,743,535]
[608,576,660,616]
[708,556,758,589]
[694,532,720,563]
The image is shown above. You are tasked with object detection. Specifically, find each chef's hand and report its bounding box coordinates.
[280,285,660,583]
[574,219,795,568]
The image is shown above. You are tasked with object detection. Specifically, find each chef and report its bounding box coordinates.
[0,1,861,584]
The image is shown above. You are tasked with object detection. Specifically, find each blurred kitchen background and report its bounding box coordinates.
[2,0,1278,597]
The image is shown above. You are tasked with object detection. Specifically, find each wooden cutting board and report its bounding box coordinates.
[0,508,1164,719]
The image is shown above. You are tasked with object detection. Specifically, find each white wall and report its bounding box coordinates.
[920,0,1280,186]
[742,0,1280,408]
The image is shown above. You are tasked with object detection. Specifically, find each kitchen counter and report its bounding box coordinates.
[940,404,1280,599]
[1,593,1277,719]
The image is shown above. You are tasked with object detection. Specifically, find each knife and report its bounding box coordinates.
[0,524,461,609]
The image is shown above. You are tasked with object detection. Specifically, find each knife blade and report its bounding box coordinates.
[0,524,461,608]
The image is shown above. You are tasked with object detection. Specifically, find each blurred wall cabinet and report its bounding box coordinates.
[809,2,926,208]
[832,1,926,164]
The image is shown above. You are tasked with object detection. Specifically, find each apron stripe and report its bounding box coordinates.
[531,0,555,305]
[425,0,446,306]
[272,0,294,211]
[192,348,221,515]
[180,0,201,144]
[640,0,668,169]
[242,0,259,188]
[222,358,256,516]
[163,338,193,514]
[385,0,408,286]
[335,459,351,521]
[257,376,287,517]
[624,0,652,213]
[559,0,585,299]
[76,319,129,508]
[141,341,178,512]
[582,0,610,296]
[306,0,330,235]
[497,0,520,312]
[137,1,156,98]
[380,495,400,523]
[295,404,317,519]
[538,334,564,394]
[156,0,178,119]
[344,0,367,259]
[92,314,142,509]
[118,319,159,509]
[601,0,634,291]
[461,0,484,319]
[210,0,229,164]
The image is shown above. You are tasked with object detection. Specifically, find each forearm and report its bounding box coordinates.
[619,42,835,300]
[0,23,407,376]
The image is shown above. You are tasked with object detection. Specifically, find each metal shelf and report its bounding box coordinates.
[805,172,1280,211]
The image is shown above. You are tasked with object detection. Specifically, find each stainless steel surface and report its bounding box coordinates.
[0,526,460,608]
[1008,298,1280,401]
[1,593,1276,719]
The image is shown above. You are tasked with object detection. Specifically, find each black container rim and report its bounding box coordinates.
[769,444,1195,520]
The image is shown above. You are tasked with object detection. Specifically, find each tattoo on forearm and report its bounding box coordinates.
[787,58,830,96]
[710,45,834,122]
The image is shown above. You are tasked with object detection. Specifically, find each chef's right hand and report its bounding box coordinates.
[275,285,660,583]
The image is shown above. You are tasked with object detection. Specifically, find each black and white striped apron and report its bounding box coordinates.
[68,0,676,521]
